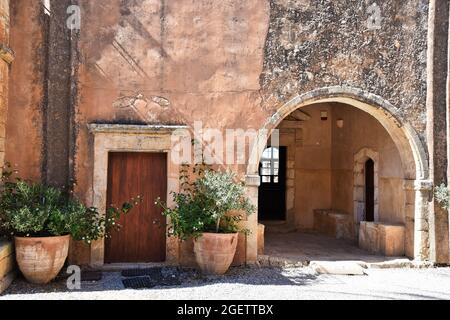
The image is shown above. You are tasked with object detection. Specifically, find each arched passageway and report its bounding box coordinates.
[244,88,431,264]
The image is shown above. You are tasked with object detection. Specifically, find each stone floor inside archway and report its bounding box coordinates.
[262,232,407,265]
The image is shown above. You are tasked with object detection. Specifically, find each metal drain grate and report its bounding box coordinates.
[81,271,103,282]
[121,267,163,278]
[121,267,183,287]
[122,276,156,289]
[159,275,182,286]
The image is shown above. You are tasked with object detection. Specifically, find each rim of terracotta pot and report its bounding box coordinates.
[14,234,71,241]
[196,232,238,237]
[194,232,239,242]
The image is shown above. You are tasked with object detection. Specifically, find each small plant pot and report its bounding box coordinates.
[15,235,70,284]
[194,232,238,275]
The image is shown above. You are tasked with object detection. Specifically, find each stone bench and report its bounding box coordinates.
[313,209,353,240]
[359,222,405,256]
[0,240,16,294]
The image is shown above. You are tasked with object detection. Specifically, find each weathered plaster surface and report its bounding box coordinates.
[261,0,428,137]
[0,0,10,170]
[6,0,45,181]
[75,0,271,204]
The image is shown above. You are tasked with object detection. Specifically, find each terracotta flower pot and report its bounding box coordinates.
[15,235,70,284]
[194,232,238,275]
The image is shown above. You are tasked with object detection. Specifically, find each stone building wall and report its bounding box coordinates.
[71,0,433,204]
[3,1,449,264]
[5,1,433,195]
[6,0,45,181]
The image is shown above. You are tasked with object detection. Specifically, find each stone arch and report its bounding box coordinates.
[247,86,428,180]
[245,86,431,262]
[353,148,380,225]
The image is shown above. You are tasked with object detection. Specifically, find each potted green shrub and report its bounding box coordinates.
[157,165,255,275]
[0,166,141,284]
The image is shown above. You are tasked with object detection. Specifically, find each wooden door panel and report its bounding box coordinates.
[105,152,167,263]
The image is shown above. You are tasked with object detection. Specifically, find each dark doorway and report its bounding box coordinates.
[365,159,375,222]
[105,152,167,263]
[258,147,287,220]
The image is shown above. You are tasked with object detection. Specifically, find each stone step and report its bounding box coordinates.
[0,241,13,261]
[0,241,16,294]
[367,259,434,269]
[257,254,430,273]
[0,271,16,295]
[0,255,15,280]
[261,222,297,234]
[310,261,367,275]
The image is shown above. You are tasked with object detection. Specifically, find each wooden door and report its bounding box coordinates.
[105,152,167,263]
[258,147,287,221]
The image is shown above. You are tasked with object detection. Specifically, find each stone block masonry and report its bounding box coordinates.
[314,209,353,240]
[359,222,406,257]
[0,241,15,294]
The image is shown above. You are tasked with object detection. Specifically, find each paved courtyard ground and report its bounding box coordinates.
[2,266,450,300]
[264,232,404,263]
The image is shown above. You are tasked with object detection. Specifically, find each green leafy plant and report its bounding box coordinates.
[156,164,255,241]
[435,183,450,211]
[0,164,141,244]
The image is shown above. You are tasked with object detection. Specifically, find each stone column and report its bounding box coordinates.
[245,175,260,264]
[0,0,12,172]
[414,180,433,261]
[426,0,450,263]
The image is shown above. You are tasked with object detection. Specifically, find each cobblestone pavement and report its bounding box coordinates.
[2,266,450,300]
